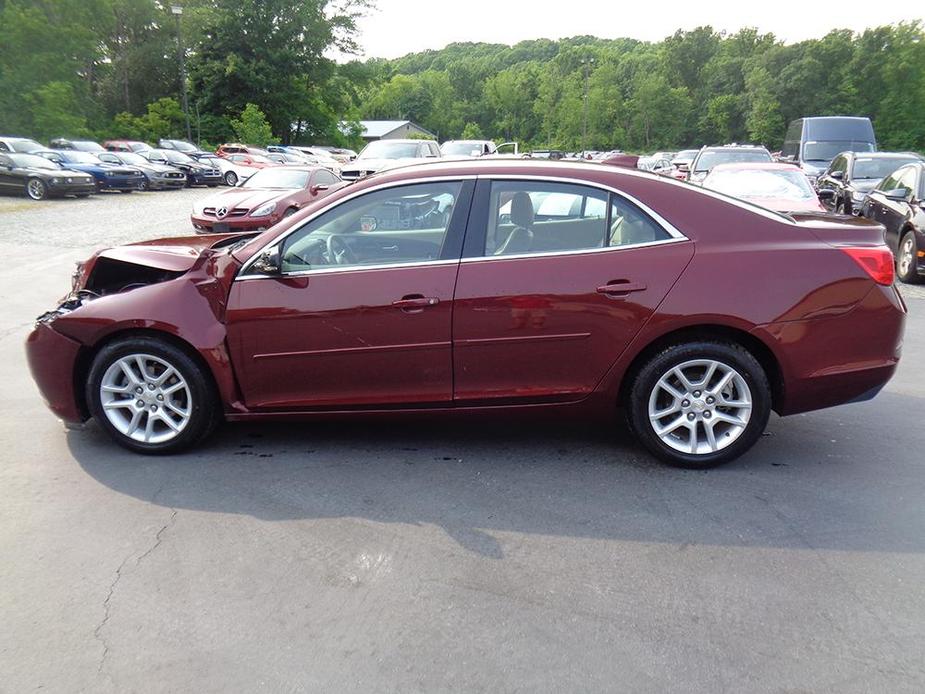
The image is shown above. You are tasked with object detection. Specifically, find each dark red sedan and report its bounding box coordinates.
[25,160,905,467]
[191,166,344,233]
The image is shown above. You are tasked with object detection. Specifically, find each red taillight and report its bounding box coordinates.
[841,247,895,286]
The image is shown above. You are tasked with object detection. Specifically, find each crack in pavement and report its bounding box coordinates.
[93,508,178,678]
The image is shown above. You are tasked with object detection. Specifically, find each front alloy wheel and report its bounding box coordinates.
[87,337,219,453]
[224,171,238,186]
[26,178,48,200]
[628,341,771,468]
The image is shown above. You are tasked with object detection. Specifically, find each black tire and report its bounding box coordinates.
[120,189,133,194]
[26,177,48,200]
[626,341,771,469]
[897,230,922,284]
[207,182,219,188]
[76,193,90,198]
[139,178,150,191]
[86,336,220,454]
[224,171,238,186]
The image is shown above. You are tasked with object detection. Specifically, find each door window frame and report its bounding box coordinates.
[237,176,476,280]
[461,175,688,262]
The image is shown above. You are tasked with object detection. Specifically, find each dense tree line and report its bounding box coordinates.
[354,24,925,151]
[0,0,368,148]
[1,0,922,153]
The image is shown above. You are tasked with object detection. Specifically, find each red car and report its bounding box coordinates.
[215,143,268,158]
[701,162,832,213]
[25,160,904,468]
[191,166,343,233]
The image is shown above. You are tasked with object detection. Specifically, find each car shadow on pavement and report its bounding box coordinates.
[65,390,925,558]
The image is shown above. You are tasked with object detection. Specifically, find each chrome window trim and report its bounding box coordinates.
[459,237,688,265]
[234,171,694,281]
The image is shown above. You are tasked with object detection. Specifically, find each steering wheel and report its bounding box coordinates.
[326,234,358,265]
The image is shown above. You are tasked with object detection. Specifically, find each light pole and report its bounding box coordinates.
[171,5,192,142]
[580,57,595,153]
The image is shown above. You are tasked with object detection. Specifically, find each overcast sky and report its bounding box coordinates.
[350,0,922,59]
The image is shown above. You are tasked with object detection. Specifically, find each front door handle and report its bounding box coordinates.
[392,295,440,311]
[597,280,647,295]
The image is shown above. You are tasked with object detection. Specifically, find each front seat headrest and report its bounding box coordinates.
[510,191,534,229]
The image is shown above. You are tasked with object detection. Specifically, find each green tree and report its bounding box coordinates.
[461,122,484,139]
[29,82,90,140]
[230,103,278,146]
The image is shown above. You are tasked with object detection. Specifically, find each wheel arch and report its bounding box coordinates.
[616,323,784,414]
[73,327,227,420]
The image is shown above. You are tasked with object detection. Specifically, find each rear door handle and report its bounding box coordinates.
[597,281,647,295]
[392,295,440,310]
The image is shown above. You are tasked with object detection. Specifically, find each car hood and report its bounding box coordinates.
[848,179,881,193]
[194,188,295,214]
[90,233,259,273]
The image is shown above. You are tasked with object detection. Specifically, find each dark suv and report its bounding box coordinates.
[816,152,923,215]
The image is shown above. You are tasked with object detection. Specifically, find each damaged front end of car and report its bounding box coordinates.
[27,232,259,425]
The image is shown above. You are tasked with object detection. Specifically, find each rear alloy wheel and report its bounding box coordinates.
[224,171,238,186]
[897,231,922,284]
[26,178,48,200]
[628,342,771,468]
[87,337,219,454]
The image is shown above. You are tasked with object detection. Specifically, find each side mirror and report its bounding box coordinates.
[885,188,910,201]
[251,246,281,275]
[677,163,690,173]
[830,170,844,180]
[816,188,836,201]
[309,184,329,195]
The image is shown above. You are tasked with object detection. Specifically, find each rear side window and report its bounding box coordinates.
[483,181,670,256]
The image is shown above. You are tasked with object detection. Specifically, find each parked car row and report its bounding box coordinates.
[0,134,352,200]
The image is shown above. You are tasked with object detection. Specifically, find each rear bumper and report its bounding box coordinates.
[755,284,905,416]
[25,322,85,424]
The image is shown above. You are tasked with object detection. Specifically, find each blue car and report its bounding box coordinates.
[35,150,145,193]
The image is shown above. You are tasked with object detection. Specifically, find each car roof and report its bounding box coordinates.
[699,145,769,152]
[846,151,923,159]
[708,162,802,171]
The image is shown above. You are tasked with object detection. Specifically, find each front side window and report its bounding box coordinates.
[279,181,462,273]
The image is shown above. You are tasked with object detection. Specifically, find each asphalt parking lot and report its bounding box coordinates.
[1,189,925,693]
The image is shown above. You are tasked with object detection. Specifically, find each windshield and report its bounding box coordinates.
[694,149,771,173]
[62,151,101,163]
[673,149,699,162]
[163,150,195,164]
[117,152,148,165]
[73,141,104,152]
[704,168,815,200]
[10,138,43,153]
[359,141,421,160]
[442,142,485,156]
[803,140,875,162]
[852,156,920,180]
[170,140,197,152]
[243,168,311,189]
[9,153,59,169]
